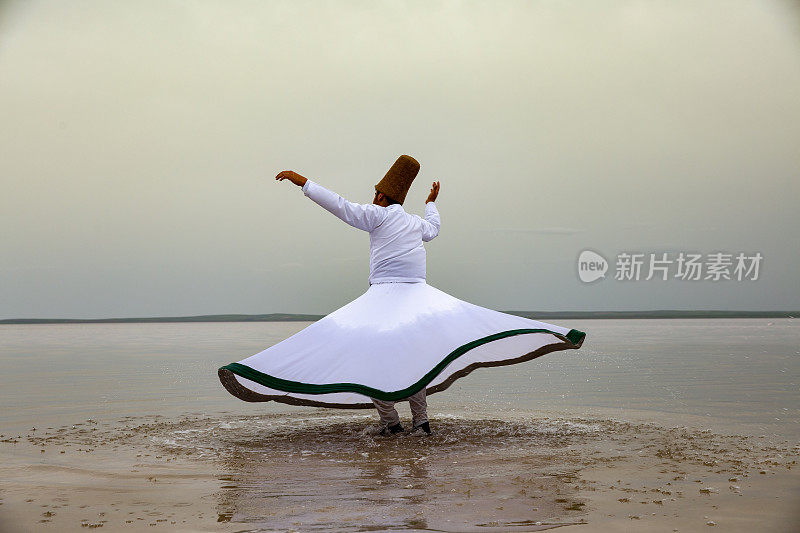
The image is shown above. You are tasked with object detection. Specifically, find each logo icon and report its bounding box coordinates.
[577,250,608,283]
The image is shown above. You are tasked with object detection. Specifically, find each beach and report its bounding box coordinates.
[3,0,799,529]
[1,319,798,531]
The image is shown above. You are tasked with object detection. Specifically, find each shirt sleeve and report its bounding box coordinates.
[421,201,441,242]
[303,180,387,232]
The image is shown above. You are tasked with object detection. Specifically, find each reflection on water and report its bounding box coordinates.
[204,415,590,531]
[13,410,798,532]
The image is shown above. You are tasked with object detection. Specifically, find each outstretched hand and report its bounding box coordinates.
[426,181,440,204]
[275,170,308,187]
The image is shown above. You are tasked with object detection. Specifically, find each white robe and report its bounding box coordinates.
[302,179,441,285]
[219,181,585,408]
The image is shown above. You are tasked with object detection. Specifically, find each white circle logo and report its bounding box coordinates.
[577,250,608,283]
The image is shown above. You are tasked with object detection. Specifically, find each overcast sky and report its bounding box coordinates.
[1,0,798,318]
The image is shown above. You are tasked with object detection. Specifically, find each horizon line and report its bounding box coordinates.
[0,310,797,324]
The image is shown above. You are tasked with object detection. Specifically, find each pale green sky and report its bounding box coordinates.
[1,0,799,318]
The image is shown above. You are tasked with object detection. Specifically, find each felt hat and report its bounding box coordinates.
[375,155,419,205]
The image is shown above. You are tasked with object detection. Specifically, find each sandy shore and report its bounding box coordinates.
[1,411,798,532]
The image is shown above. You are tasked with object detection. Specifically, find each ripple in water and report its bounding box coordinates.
[15,412,800,532]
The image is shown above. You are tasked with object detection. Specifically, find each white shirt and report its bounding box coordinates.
[302,180,440,285]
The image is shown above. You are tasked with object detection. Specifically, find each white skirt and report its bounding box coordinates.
[218,282,586,408]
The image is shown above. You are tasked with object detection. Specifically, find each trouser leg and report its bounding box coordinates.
[408,388,428,427]
[371,398,400,426]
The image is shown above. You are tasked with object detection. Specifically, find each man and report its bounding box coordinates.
[276,155,440,435]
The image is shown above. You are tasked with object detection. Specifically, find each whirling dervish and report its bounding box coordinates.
[218,155,586,435]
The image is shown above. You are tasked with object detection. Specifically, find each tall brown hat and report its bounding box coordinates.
[375,155,420,205]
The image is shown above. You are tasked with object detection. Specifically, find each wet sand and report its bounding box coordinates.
[2,411,798,532]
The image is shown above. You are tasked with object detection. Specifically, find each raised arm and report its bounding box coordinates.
[421,180,441,242]
[275,170,386,232]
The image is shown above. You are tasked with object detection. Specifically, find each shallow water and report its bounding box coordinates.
[0,319,797,437]
[3,411,799,532]
[1,319,799,531]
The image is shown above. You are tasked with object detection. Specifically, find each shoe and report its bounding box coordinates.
[412,421,431,434]
[379,422,404,435]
